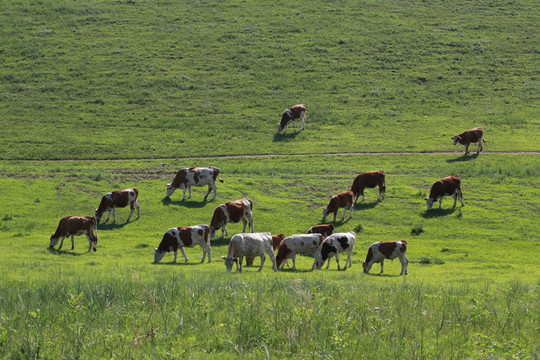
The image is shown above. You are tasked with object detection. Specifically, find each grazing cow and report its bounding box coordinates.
[277,104,306,134]
[362,241,408,275]
[246,234,285,266]
[307,224,335,239]
[319,232,356,270]
[210,199,254,241]
[50,216,98,252]
[221,233,277,273]
[351,170,386,203]
[95,188,140,224]
[166,167,224,201]
[424,175,464,210]
[452,127,485,155]
[275,233,324,270]
[154,225,211,264]
[322,190,354,223]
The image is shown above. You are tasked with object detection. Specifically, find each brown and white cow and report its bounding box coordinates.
[50,216,98,252]
[362,241,408,275]
[307,224,335,239]
[95,188,139,224]
[319,232,355,270]
[277,104,306,134]
[351,170,386,203]
[154,225,211,264]
[221,232,277,273]
[322,190,354,223]
[275,233,324,270]
[245,234,285,266]
[166,167,224,201]
[452,127,485,154]
[424,175,464,210]
[209,199,254,241]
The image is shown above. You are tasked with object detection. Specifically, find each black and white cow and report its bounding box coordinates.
[319,232,355,270]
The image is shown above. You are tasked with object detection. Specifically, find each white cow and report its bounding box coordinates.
[221,232,277,273]
[275,233,324,270]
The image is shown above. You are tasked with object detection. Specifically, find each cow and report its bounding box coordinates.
[166,167,224,201]
[275,233,324,270]
[245,234,285,266]
[50,216,98,252]
[451,127,485,155]
[319,232,356,270]
[277,104,306,134]
[209,199,254,241]
[221,233,278,273]
[362,240,408,275]
[153,225,211,264]
[424,175,464,210]
[322,190,354,223]
[307,224,335,239]
[351,170,386,203]
[95,188,140,224]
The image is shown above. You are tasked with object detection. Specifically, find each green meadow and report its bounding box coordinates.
[0,0,539,359]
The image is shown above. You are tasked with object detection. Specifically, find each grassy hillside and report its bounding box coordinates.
[0,0,538,159]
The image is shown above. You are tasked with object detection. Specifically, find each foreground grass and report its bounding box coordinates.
[0,274,538,359]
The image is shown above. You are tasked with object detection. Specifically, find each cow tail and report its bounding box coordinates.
[218,176,224,183]
[92,217,98,250]
[204,226,210,245]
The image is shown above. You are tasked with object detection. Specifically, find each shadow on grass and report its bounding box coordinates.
[210,237,230,248]
[48,247,85,256]
[421,208,457,218]
[363,272,403,278]
[446,153,479,163]
[161,197,209,208]
[273,131,301,142]
[153,261,205,266]
[320,218,352,227]
[353,201,380,210]
[97,219,136,230]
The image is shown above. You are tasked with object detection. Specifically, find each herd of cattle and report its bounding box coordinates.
[49,106,486,275]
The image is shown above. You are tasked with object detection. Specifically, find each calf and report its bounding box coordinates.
[322,190,354,223]
[452,127,485,155]
[320,232,355,270]
[154,225,211,264]
[221,233,277,273]
[275,233,324,270]
[362,241,408,275]
[210,199,254,241]
[95,188,139,224]
[277,104,306,134]
[351,170,386,203]
[246,234,285,266]
[424,175,464,210]
[166,167,224,201]
[50,216,98,252]
[307,224,334,239]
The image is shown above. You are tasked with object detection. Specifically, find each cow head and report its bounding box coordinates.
[49,234,60,248]
[277,122,284,134]
[424,197,435,210]
[94,209,103,224]
[165,183,176,197]
[221,256,238,273]
[322,208,329,220]
[451,135,461,145]
[153,248,167,263]
[362,261,372,273]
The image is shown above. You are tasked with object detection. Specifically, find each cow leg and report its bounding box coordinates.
[182,186,187,201]
[258,254,266,272]
[135,201,140,220]
[333,213,337,223]
[439,197,444,209]
[85,234,93,252]
[172,250,178,263]
[242,218,247,233]
[380,259,384,274]
[325,257,331,269]
[268,251,278,272]
[112,208,117,223]
[348,205,353,219]
[354,193,359,204]
[238,256,244,273]
[300,112,305,131]
[335,252,341,270]
[201,243,211,263]
[211,183,217,200]
[105,210,112,223]
[126,207,135,222]
[203,185,212,200]
[291,120,297,133]
[346,249,352,269]
[465,144,470,155]
[291,254,297,270]
[58,236,65,250]
[457,189,464,207]
[179,247,189,262]
[187,185,192,200]
[71,235,75,250]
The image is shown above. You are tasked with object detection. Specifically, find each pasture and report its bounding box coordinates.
[0,0,539,358]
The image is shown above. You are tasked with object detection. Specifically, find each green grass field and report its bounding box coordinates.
[0,0,539,358]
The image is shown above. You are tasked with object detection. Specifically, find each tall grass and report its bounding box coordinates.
[0,274,537,359]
